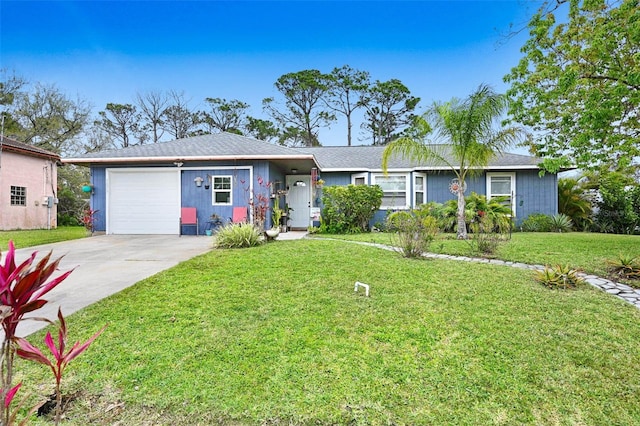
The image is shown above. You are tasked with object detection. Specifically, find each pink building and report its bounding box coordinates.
[0,136,60,230]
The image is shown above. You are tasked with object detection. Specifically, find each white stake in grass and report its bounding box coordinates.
[354,281,370,297]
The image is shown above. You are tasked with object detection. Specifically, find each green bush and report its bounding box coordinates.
[57,214,80,227]
[520,213,554,232]
[534,264,585,289]
[320,185,383,234]
[594,174,640,234]
[214,223,263,249]
[387,211,439,258]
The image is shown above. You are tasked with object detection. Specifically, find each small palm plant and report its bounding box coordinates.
[606,254,640,280]
[534,265,585,289]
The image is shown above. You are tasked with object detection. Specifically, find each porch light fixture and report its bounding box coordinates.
[294,180,306,187]
[194,176,204,187]
[291,168,298,174]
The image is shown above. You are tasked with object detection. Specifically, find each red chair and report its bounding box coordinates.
[180,207,198,236]
[231,206,248,223]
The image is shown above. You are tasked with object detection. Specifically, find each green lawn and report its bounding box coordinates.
[0,226,87,251]
[16,237,640,425]
[317,232,640,278]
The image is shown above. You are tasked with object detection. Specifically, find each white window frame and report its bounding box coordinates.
[351,172,369,185]
[212,175,233,206]
[414,173,427,207]
[372,173,410,210]
[486,172,516,216]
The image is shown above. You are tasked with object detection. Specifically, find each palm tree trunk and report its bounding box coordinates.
[457,189,467,239]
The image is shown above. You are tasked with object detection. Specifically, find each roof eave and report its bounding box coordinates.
[319,164,543,173]
[1,145,60,161]
[63,154,318,164]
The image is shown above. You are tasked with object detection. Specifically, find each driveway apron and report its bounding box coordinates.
[7,235,212,337]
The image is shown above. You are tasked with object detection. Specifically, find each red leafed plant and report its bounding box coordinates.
[80,208,98,234]
[15,308,106,425]
[1,241,73,425]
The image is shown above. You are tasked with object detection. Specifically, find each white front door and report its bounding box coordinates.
[286,175,311,230]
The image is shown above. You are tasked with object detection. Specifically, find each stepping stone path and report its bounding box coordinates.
[332,239,640,310]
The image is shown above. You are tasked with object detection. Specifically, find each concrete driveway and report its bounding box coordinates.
[7,235,212,337]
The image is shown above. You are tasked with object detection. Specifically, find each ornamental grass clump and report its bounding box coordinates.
[534,264,585,289]
[214,223,263,249]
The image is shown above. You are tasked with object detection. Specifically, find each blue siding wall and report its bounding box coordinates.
[322,172,352,186]
[90,168,107,232]
[515,170,557,222]
[180,168,251,235]
[427,173,485,204]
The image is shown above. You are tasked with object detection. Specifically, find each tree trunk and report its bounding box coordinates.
[456,188,467,239]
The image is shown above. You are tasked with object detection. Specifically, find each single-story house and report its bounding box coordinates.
[63,132,558,235]
[0,136,60,230]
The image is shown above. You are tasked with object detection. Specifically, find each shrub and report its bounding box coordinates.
[520,213,553,232]
[387,211,439,258]
[465,193,513,233]
[534,264,585,289]
[594,174,640,234]
[320,185,383,234]
[549,213,574,232]
[429,193,512,234]
[468,213,508,255]
[214,223,263,249]
[606,254,640,280]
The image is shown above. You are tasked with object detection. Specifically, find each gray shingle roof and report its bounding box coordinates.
[65,132,541,171]
[70,132,300,160]
[296,145,540,171]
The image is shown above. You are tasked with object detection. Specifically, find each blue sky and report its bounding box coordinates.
[1,0,542,147]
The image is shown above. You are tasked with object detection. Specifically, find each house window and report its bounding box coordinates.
[351,172,368,185]
[372,174,409,209]
[414,173,426,205]
[212,176,232,205]
[486,173,516,215]
[10,186,26,206]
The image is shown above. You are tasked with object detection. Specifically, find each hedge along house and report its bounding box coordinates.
[0,136,60,230]
[63,132,557,235]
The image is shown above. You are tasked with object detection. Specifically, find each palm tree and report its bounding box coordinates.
[382,84,527,239]
[558,177,592,231]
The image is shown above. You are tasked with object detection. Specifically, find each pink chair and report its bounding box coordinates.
[231,206,248,223]
[180,207,198,236]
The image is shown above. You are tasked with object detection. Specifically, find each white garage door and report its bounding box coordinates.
[107,169,180,234]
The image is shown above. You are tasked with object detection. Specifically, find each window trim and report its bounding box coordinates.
[10,186,27,206]
[211,175,233,206]
[486,172,516,216]
[371,173,410,210]
[414,172,427,206]
[351,172,369,185]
